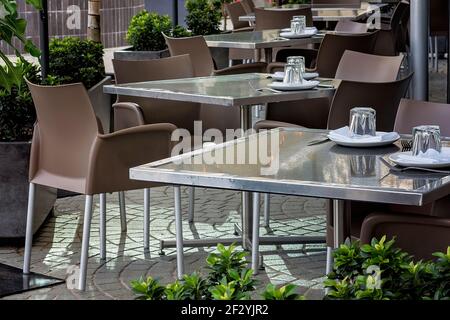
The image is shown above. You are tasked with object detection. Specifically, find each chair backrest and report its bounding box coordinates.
[254,7,313,31]
[327,74,413,131]
[315,31,379,78]
[113,55,200,133]
[26,80,99,181]
[164,34,214,77]
[335,50,403,82]
[334,19,368,33]
[312,0,361,8]
[241,0,256,14]
[394,99,450,136]
[225,2,249,30]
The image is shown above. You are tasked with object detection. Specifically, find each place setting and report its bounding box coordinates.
[326,107,401,148]
[264,56,321,92]
[278,15,318,39]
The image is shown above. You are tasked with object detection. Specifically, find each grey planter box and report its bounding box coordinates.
[0,142,56,239]
[114,47,170,61]
[88,76,113,134]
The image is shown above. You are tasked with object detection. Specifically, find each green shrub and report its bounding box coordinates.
[325,236,450,300]
[47,37,105,90]
[131,243,300,300]
[262,283,304,300]
[127,11,191,51]
[0,60,40,142]
[185,0,222,35]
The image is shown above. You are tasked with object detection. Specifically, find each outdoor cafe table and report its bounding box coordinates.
[128,128,450,277]
[104,73,337,258]
[204,29,323,62]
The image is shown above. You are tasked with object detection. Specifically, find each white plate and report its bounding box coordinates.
[389,148,450,168]
[281,27,317,33]
[271,72,319,81]
[268,80,320,91]
[328,132,400,148]
[279,29,318,39]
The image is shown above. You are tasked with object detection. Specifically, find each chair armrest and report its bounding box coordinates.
[233,26,254,33]
[86,123,177,194]
[113,102,145,131]
[213,62,268,76]
[266,62,286,73]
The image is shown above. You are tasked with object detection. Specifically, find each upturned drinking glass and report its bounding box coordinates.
[286,56,305,73]
[290,19,302,34]
[291,15,306,32]
[349,107,377,137]
[411,125,442,156]
[283,63,303,84]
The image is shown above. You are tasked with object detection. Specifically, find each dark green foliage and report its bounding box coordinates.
[185,0,222,35]
[131,243,300,300]
[47,37,105,90]
[325,236,450,300]
[0,60,40,142]
[126,11,191,51]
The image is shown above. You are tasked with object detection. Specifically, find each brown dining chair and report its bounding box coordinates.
[23,80,176,291]
[360,213,450,261]
[254,7,313,31]
[268,31,379,77]
[164,34,267,77]
[225,2,256,64]
[241,0,256,14]
[113,55,200,227]
[225,2,253,32]
[373,1,410,56]
[430,0,449,72]
[258,50,403,131]
[334,19,368,34]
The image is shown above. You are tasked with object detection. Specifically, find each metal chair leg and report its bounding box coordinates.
[79,195,94,291]
[435,36,439,72]
[118,191,127,232]
[326,246,333,275]
[263,193,270,227]
[99,193,106,260]
[188,187,195,223]
[252,193,261,273]
[23,183,36,274]
[174,186,185,279]
[144,188,150,250]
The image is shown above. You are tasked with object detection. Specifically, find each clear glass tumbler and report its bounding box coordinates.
[291,15,306,33]
[411,125,442,156]
[283,63,303,84]
[286,56,305,73]
[349,107,377,137]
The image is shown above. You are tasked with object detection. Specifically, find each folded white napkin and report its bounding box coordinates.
[397,148,450,164]
[329,126,399,143]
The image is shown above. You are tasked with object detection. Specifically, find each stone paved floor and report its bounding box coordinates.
[0,187,328,300]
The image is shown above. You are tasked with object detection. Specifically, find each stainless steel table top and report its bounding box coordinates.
[104,73,337,107]
[130,129,450,206]
[204,29,323,49]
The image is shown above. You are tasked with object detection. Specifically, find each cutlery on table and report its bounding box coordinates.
[379,157,450,174]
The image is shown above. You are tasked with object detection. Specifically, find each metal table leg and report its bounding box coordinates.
[264,48,273,63]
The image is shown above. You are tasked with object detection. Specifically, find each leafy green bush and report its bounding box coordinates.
[127,11,191,51]
[131,243,302,300]
[47,37,105,90]
[185,0,222,35]
[0,60,40,142]
[325,236,450,300]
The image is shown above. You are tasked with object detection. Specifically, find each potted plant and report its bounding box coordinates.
[0,0,56,239]
[46,37,112,134]
[114,10,191,61]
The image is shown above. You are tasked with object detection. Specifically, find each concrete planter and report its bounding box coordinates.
[88,76,113,134]
[114,47,170,61]
[0,142,56,239]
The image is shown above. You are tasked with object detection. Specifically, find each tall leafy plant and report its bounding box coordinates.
[0,0,42,92]
[185,0,222,35]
